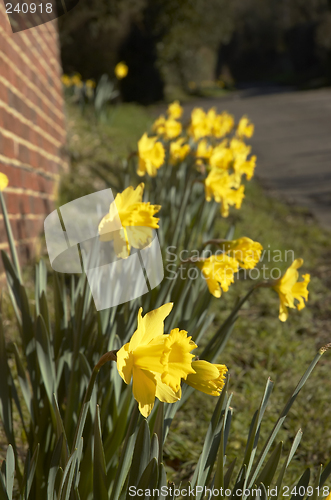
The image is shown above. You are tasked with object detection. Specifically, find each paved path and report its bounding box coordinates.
[183,88,331,229]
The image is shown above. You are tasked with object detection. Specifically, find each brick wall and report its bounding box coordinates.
[0,4,66,278]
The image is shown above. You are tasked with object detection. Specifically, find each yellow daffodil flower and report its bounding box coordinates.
[233,155,256,186]
[71,73,83,88]
[85,79,96,89]
[209,142,233,170]
[115,62,128,79]
[98,183,161,258]
[170,138,190,165]
[223,237,263,269]
[137,133,165,177]
[116,303,197,417]
[195,254,239,297]
[152,115,166,136]
[230,138,252,161]
[213,112,235,138]
[61,74,72,87]
[164,119,182,139]
[205,170,245,217]
[167,100,183,120]
[236,116,254,138]
[185,360,228,396]
[189,108,211,140]
[272,258,310,322]
[196,139,213,165]
[0,172,9,191]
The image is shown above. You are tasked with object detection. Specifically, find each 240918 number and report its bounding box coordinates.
[5,3,53,14]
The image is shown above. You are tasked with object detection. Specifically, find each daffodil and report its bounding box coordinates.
[272,258,310,322]
[85,79,96,89]
[185,360,228,395]
[223,237,263,269]
[205,170,245,217]
[152,115,166,136]
[230,138,251,162]
[209,142,233,170]
[137,133,165,177]
[71,73,83,88]
[61,74,72,87]
[233,155,256,186]
[189,108,211,140]
[167,100,183,119]
[164,119,182,139]
[98,183,161,258]
[170,138,190,165]
[116,304,197,417]
[236,116,254,138]
[115,62,128,79]
[196,139,213,165]
[195,254,239,297]
[0,172,9,191]
[212,112,234,138]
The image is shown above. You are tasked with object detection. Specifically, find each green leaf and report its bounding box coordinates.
[290,469,310,500]
[307,465,322,500]
[126,419,151,493]
[232,465,247,499]
[150,434,159,463]
[11,343,34,423]
[48,434,65,500]
[35,315,56,405]
[93,405,108,500]
[0,316,14,445]
[52,395,69,466]
[22,444,39,500]
[135,458,158,500]
[0,191,22,282]
[0,470,9,500]
[255,442,282,489]
[0,251,22,328]
[5,446,15,500]
[274,429,303,500]
[224,459,237,490]
[191,377,231,496]
[110,404,140,500]
[151,402,164,463]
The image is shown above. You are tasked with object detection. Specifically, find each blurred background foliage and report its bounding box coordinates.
[59,0,331,103]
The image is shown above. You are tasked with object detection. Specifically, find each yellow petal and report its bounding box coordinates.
[116,343,133,384]
[0,172,9,191]
[132,366,156,417]
[185,360,228,396]
[155,373,181,403]
[129,303,173,351]
[161,328,197,392]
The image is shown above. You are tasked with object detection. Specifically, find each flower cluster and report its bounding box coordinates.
[136,101,256,218]
[61,73,96,91]
[192,237,263,297]
[116,303,228,417]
